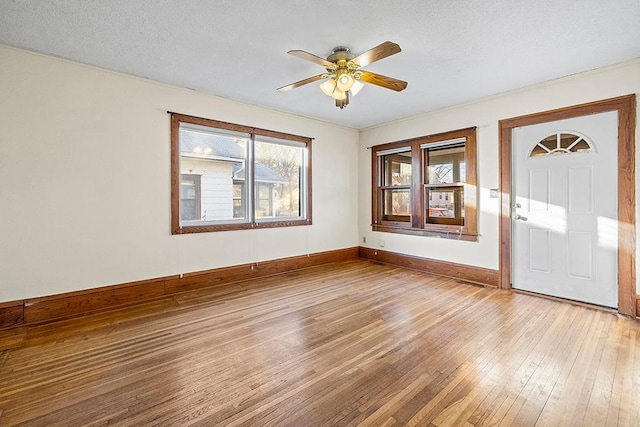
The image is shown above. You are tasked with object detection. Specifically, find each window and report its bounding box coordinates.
[171,113,312,234]
[380,150,412,222]
[424,142,465,226]
[529,132,593,157]
[371,127,477,240]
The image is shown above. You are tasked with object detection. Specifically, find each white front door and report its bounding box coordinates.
[512,111,618,307]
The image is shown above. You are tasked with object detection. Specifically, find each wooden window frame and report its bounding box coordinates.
[371,127,477,241]
[171,113,312,234]
[379,150,413,224]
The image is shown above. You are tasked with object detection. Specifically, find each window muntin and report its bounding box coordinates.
[372,127,477,240]
[171,113,311,234]
[529,132,593,157]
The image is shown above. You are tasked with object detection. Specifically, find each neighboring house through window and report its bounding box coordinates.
[232,162,289,219]
[171,113,312,234]
[180,174,201,221]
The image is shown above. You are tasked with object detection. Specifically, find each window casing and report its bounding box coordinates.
[371,127,477,240]
[171,113,312,234]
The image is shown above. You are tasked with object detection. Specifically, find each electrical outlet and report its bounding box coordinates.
[363,236,367,243]
[379,239,385,247]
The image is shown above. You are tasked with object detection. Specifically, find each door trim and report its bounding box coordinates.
[499,95,636,316]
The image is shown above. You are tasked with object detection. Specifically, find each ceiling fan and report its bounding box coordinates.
[277,41,408,109]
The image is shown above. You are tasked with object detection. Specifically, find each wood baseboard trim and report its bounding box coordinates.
[358,247,499,287]
[1,247,359,330]
[24,277,169,325]
[0,301,24,329]
[164,247,359,295]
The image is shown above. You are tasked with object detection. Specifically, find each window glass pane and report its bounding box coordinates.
[571,139,590,152]
[427,187,464,225]
[559,133,579,150]
[254,139,304,219]
[382,188,411,221]
[179,126,249,223]
[180,175,200,221]
[531,144,548,157]
[531,133,593,157]
[539,133,584,151]
[539,135,557,152]
[427,145,465,184]
[256,184,273,217]
[383,152,412,186]
[232,183,244,218]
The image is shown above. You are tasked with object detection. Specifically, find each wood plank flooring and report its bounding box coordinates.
[1,259,639,426]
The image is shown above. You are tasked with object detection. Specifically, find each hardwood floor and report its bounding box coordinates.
[0,259,639,426]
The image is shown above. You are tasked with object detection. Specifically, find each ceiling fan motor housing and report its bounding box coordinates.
[327,46,354,62]
[327,47,357,72]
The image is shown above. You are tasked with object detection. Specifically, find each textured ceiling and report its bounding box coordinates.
[1,0,639,129]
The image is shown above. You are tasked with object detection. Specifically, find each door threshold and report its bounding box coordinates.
[511,289,618,314]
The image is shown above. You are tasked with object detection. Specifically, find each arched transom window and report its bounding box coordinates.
[529,132,594,157]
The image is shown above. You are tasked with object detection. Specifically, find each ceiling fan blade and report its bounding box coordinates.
[351,41,401,68]
[287,50,336,69]
[277,74,327,92]
[358,71,408,92]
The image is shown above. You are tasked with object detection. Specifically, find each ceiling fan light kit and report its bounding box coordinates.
[319,78,337,96]
[277,41,407,109]
[335,68,355,91]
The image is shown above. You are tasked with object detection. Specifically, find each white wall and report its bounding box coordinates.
[2,45,638,303]
[359,59,640,290]
[0,45,360,302]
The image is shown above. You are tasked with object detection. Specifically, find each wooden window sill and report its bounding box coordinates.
[372,224,478,241]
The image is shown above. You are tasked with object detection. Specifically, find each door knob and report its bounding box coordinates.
[514,214,528,221]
